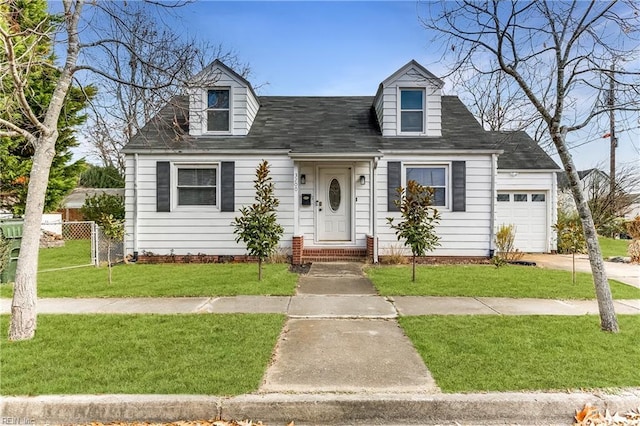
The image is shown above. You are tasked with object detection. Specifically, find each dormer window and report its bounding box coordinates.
[207,88,230,132]
[400,89,424,133]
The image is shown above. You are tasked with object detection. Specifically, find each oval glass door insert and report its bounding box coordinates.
[329,178,341,212]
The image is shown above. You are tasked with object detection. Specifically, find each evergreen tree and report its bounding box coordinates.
[233,160,284,281]
[387,180,441,282]
[0,0,95,215]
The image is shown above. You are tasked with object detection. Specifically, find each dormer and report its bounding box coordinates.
[188,60,260,137]
[373,60,444,137]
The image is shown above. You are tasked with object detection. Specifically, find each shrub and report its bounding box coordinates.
[80,193,124,226]
[554,211,586,255]
[494,224,523,265]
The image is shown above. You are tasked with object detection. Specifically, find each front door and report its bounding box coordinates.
[317,167,351,241]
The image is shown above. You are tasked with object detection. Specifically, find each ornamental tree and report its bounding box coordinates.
[387,180,441,282]
[233,160,284,281]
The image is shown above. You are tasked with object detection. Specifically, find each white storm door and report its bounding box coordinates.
[317,167,351,241]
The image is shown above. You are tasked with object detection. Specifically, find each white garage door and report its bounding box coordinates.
[495,192,548,253]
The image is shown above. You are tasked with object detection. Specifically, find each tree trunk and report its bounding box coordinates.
[258,258,262,281]
[9,137,57,341]
[553,131,618,332]
[572,252,576,285]
[412,254,416,282]
[107,239,112,285]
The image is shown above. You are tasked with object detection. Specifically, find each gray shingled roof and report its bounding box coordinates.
[556,168,606,189]
[124,95,558,170]
[491,131,559,170]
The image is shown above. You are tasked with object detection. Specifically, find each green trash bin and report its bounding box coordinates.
[0,220,24,284]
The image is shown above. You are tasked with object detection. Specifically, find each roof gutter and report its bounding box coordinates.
[121,148,292,155]
[381,149,503,155]
[288,151,383,161]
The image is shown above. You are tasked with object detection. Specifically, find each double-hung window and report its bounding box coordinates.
[176,166,217,206]
[406,166,447,206]
[400,89,424,133]
[207,89,230,132]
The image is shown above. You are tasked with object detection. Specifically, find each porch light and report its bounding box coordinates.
[359,175,366,185]
[300,174,306,185]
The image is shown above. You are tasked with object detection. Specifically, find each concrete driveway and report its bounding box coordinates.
[522,253,640,288]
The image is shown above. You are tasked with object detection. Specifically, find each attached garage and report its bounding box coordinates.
[495,191,549,253]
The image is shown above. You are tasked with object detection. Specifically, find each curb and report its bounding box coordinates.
[2,391,640,425]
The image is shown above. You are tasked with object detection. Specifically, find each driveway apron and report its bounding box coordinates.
[260,263,439,393]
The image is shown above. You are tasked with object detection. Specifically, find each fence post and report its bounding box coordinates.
[92,221,99,267]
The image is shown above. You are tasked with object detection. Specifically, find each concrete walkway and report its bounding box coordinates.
[260,262,439,394]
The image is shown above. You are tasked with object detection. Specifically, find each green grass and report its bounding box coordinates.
[366,264,640,299]
[599,236,631,258]
[0,314,285,395]
[0,263,298,298]
[38,239,93,271]
[400,315,640,393]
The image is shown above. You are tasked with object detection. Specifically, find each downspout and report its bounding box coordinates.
[550,171,558,253]
[489,154,497,258]
[132,153,139,262]
[371,157,379,264]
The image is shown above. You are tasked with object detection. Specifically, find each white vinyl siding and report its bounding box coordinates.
[125,154,294,255]
[189,64,259,137]
[373,64,442,137]
[378,155,493,257]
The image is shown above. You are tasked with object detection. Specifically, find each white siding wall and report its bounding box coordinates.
[377,155,493,257]
[188,66,257,137]
[373,65,442,137]
[496,171,558,252]
[125,154,293,255]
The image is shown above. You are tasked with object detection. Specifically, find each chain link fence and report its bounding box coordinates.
[39,220,124,272]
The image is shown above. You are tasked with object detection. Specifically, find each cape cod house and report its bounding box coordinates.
[122,60,559,263]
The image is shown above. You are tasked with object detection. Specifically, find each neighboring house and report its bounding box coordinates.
[58,188,125,221]
[556,168,610,213]
[624,194,640,220]
[122,60,559,263]
[557,169,640,220]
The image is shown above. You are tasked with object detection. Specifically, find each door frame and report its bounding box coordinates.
[314,163,356,245]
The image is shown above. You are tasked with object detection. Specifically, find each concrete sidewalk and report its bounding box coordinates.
[2,295,639,316]
[3,262,640,425]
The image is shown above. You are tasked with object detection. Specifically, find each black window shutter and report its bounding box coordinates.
[452,161,466,212]
[387,161,401,212]
[220,161,235,212]
[156,161,170,212]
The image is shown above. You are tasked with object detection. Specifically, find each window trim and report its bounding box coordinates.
[173,163,220,210]
[204,87,231,134]
[398,88,425,135]
[403,163,450,209]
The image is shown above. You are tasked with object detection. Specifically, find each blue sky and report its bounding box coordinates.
[58,1,640,172]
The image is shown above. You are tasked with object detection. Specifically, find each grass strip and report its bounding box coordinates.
[1,263,297,298]
[400,315,640,393]
[598,237,631,259]
[0,314,285,395]
[366,264,640,299]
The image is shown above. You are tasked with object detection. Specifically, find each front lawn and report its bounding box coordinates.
[0,263,297,298]
[599,236,631,258]
[366,264,640,299]
[0,314,285,395]
[400,315,640,392]
[38,239,92,271]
